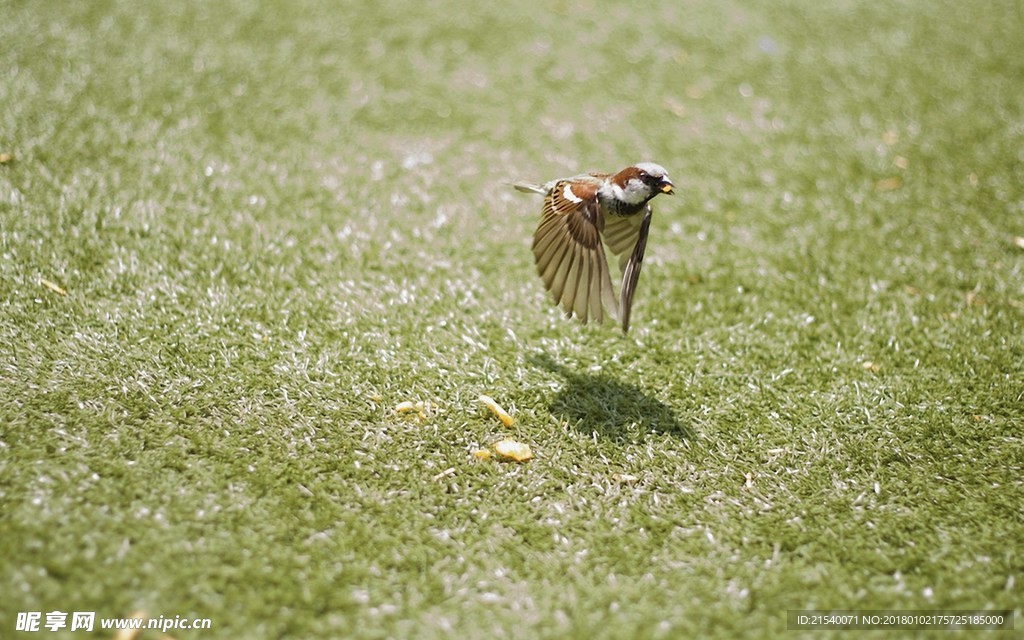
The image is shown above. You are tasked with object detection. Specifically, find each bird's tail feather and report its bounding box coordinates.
[509,181,547,195]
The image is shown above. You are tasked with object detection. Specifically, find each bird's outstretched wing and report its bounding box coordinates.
[602,211,646,274]
[532,178,618,324]
[607,205,653,333]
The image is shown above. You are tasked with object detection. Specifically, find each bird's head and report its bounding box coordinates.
[609,162,675,205]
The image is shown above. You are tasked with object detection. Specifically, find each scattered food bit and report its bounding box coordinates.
[744,472,755,489]
[882,130,899,145]
[893,155,908,169]
[903,285,923,296]
[112,611,147,640]
[964,290,985,307]
[968,172,979,187]
[1012,236,1024,251]
[393,400,438,422]
[493,439,533,462]
[432,467,456,482]
[613,473,639,485]
[40,278,66,296]
[861,361,881,372]
[368,394,383,403]
[479,394,514,427]
[394,401,418,414]
[0,152,13,164]
[875,176,902,192]
[472,449,492,461]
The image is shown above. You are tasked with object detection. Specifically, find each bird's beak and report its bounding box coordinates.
[660,181,675,195]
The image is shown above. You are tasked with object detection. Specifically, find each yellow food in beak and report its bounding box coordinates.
[660,182,675,195]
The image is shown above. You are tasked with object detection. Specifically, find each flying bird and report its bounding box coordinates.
[513,162,674,332]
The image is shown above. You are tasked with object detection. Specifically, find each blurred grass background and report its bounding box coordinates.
[1,0,1021,638]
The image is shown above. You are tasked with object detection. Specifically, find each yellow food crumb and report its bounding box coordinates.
[40,278,67,296]
[875,176,902,192]
[393,400,440,423]
[494,439,533,462]
[394,401,418,414]
[112,611,147,640]
[479,394,514,426]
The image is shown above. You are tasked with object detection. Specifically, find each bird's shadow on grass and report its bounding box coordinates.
[530,354,692,441]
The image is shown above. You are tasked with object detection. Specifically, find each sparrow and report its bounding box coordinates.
[513,162,675,332]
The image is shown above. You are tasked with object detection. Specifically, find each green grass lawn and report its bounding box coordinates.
[2,1,1022,638]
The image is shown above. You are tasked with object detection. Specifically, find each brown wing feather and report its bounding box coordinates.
[531,179,616,325]
[603,213,645,274]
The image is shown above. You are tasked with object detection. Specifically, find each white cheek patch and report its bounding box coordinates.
[562,183,582,203]
[616,179,649,205]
